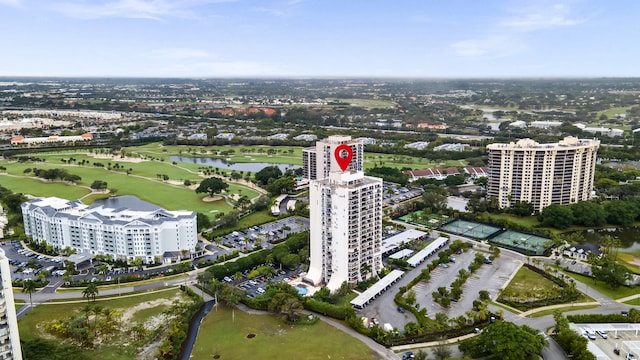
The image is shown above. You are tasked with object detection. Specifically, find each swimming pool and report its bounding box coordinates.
[294,285,308,295]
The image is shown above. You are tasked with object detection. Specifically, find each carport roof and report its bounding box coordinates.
[66,252,92,265]
[350,269,404,308]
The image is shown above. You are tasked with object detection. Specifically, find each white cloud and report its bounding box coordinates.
[252,0,304,17]
[0,0,23,7]
[500,3,586,31]
[451,3,586,58]
[451,35,526,57]
[51,0,234,20]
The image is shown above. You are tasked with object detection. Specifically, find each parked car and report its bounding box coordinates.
[596,330,608,339]
[401,352,414,360]
[583,330,596,340]
[397,306,405,313]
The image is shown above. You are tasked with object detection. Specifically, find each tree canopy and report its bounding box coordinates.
[538,204,574,229]
[254,166,282,186]
[459,321,547,360]
[195,177,229,197]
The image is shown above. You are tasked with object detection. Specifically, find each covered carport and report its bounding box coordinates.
[63,252,93,269]
[350,270,404,309]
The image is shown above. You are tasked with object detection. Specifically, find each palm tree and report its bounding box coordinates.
[83,282,99,303]
[22,280,37,308]
[221,285,242,322]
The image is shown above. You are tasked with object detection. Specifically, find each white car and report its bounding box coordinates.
[596,330,607,339]
[256,287,265,294]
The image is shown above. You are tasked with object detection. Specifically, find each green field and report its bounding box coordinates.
[624,298,640,306]
[527,304,600,318]
[500,267,564,302]
[191,306,381,360]
[0,151,267,218]
[331,98,396,109]
[561,270,639,300]
[598,106,632,118]
[19,287,189,360]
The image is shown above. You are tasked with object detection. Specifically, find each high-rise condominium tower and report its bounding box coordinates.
[486,136,599,212]
[0,249,23,360]
[302,135,364,180]
[307,167,383,291]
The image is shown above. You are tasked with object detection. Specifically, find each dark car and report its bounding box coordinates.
[401,351,414,360]
[397,306,405,313]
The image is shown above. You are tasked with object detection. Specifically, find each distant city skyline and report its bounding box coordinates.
[1,0,638,78]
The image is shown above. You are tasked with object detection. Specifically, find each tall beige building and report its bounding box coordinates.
[486,136,600,212]
[0,249,23,360]
[302,135,364,180]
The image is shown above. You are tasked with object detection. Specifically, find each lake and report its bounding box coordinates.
[169,156,300,173]
[577,227,640,252]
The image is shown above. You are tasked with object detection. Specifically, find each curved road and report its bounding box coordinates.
[13,232,639,360]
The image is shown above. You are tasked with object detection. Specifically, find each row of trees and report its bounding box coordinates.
[552,311,596,360]
[26,167,81,183]
[538,199,640,229]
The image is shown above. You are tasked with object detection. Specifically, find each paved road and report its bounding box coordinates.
[12,230,640,360]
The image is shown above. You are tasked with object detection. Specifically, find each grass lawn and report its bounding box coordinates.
[617,252,640,275]
[598,106,632,118]
[332,98,396,109]
[0,174,90,199]
[191,306,381,360]
[500,266,563,302]
[0,160,258,218]
[483,213,542,229]
[207,210,277,238]
[527,304,600,318]
[561,270,639,300]
[624,298,640,306]
[132,143,304,165]
[19,287,188,360]
[364,153,463,170]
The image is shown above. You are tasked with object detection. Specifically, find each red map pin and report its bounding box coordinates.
[334,144,353,172]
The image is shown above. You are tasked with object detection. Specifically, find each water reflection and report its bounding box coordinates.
[169,156,300,173]
[575,227,640,251]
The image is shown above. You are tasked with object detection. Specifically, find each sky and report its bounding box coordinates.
[0,0,638,78]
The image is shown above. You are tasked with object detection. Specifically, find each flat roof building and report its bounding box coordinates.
[302,135,364,180]
[21,196,197,264]
[307,170,383,292]
[0,248,23,359]
[487,136,599,212]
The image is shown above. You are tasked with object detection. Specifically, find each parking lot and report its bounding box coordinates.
[224,267,304,298]
[1,241,193,291]
[219,216,309,252]
[383,182,423,207]
[573,323,640,359]
[358,242,521,332]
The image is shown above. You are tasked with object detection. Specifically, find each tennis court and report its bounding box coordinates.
[439,219,502,240]
[490,230,551,255]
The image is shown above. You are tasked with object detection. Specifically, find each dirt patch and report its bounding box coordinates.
[202,196,222,202]
[89,153,146,163]
[121,294,182,328]
[246,333,256,339]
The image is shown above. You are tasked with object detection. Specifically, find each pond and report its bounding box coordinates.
[576,227,640,252]
[169,156,300,173]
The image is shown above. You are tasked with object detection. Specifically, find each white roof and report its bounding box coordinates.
[407,237,448,267]
[350,270,404,308]
[381,229,427,254]
[388,249,414,259]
